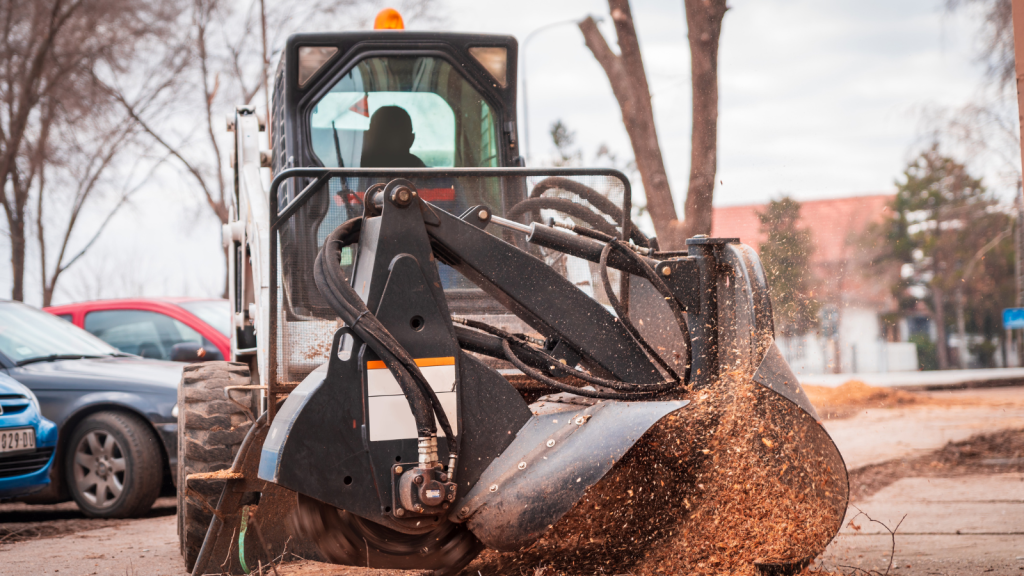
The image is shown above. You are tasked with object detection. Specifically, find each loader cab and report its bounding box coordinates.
[267,30,524,336]
[271,31,521,202]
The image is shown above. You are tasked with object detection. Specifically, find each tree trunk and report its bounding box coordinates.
[933,285,949,369]
[580,0,726,249]
[683,0,727,239]
[9,222,25,302]
[579,5,679,247]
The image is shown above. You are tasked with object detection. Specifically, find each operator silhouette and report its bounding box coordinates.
[360,106,427,168]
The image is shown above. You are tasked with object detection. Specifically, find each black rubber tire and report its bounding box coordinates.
[177,361,254,572]
[65,411,163,518]
[293,494,484,576]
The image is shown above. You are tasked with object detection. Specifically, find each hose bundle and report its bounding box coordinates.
[460,179,693,400]
[313,217,457,460]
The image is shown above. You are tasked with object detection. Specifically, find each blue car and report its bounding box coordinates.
[0,372,58,500]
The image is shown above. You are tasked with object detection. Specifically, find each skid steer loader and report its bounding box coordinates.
[177,14,849,576]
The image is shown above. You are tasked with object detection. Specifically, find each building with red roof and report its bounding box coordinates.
[710,193,919,375]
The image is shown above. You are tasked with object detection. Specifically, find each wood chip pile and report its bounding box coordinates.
[463,373,848,576]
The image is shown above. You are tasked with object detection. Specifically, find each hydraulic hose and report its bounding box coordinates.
[497,189,693,397]
[453,311,679,398]
[507,197,620,239]
[598,239,692,387]
[527,176,650,247]
[314,217,458,458]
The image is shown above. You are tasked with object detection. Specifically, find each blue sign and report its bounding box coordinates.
[1004,308,1024,329]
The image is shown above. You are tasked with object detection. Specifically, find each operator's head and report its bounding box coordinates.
[361,106,425,168]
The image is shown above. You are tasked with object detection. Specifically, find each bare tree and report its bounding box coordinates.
[0,0,177,301]
[112,0,440,237]
[579,4,678,247]
[34,114,174,306]
[579,0,726,249]
[682,0,728,241]
[947,0,1014,91]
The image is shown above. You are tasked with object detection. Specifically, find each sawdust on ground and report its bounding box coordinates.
[0,496,177,545]
[805,380,957,419]
[269,559,429,575]
[848,427,1024,501]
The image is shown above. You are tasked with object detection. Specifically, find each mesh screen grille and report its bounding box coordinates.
[272,171,631,384]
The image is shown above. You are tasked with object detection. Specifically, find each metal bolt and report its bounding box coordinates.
[460,506,469,517]
[517,461,527,470]
[478,209,489,220]
[439,473,448,482]
[448,493,456,501]
[546,439,555,448]
[392,186,413,206]
[395,466,403,474]
[395,508,405,517]
[414,505,424,513]
[575,416,586,425]
[414,475,424,485]
[661,266,672,277]
[442,502,449,510]
[489,484,498,492]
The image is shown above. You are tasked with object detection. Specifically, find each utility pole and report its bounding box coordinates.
[260,0,271,141]
[1010,0,1024,365]
[1015,187,1023,365]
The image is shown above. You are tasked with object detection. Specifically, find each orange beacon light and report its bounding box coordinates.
[374,8,405,30]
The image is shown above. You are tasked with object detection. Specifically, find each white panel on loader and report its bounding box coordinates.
[367,358,457,441]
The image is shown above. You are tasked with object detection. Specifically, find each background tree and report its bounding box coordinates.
[0,0,177,301]
[579,0,726,250]
[870,145,1013,369]
[757,197,820,338]
[112,0,438,236]
[549,120,582,167]
[946,0,1013,91]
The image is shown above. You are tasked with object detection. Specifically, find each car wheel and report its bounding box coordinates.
[65,411,163,518]
[177,361,254,572]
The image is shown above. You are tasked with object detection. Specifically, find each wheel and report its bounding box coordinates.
[293,493,484,576]
[65,411,163,518]
[177,361,254,572]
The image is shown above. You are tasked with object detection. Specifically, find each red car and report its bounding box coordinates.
[44,298,230,363]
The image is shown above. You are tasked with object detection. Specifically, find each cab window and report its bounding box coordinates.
[309,56,499,169]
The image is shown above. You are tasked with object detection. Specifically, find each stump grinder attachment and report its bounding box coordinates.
[181,23,848,576]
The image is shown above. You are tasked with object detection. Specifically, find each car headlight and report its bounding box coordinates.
[171,403,179,418]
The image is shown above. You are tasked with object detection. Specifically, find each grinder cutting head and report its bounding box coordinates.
[257,173,848,575]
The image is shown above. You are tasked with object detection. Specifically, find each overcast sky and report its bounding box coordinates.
[447,0,989,207]
[0,0,999,305]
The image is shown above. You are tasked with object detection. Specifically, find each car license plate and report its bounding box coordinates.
[0,428,35,454]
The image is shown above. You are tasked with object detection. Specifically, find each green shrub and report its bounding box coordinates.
[909,334,938,371]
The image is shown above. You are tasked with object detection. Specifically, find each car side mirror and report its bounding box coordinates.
[169,342,207,363]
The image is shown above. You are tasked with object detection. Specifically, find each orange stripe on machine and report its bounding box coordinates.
[365,356,455,370]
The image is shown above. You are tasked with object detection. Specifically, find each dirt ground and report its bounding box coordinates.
[1,382,1021,576]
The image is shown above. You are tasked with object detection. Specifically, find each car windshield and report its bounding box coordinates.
[176,300,230,337]
[0,302,118,363]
